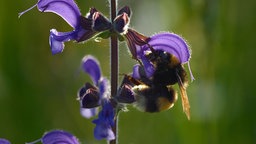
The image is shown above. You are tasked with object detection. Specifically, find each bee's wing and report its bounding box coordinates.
[176,72,191,120]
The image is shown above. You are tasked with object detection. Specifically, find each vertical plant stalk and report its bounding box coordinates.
[110,0,118,100]
[110,0,118,144]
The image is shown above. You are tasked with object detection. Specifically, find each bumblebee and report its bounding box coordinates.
[117,49,191,120]
[117,74,178,112]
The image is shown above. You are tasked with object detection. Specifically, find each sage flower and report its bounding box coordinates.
[93,101,115,140]
[134,32,194,81]
[19,0,111,54]
[26,130,80,144]
[113,7,194,80]
[78,56,115,140]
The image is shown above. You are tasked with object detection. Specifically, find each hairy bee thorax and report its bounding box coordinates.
[144,50,188,86]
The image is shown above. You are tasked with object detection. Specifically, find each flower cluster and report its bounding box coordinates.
[13,0,194,143]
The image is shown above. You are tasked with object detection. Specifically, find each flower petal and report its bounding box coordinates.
[146,32,191,64]
[117,6,131,17]
[139,52,155,77]
[98,78,110,99]
[0,139,11,144]
[100,101,115,126]
[93,122,115,140]
[78,83,96,99]
[82,56,101,85]
[37,0,81,28]
[80,88,100,108]
[49,26,97,54]
[49,29,75,54]
[81,108,98,118]
[132,64,141,79]
[92,12,111,31]
[42,130,80,144]
[92,102,115,140]
[116,84,136,103]
[124,29,150,59]
[113,13,130,34]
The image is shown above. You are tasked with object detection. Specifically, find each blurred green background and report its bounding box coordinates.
[0,0,255,143]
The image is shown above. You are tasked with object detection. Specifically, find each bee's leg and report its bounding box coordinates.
[176,70,190,120]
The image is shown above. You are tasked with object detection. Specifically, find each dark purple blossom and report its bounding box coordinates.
[78,55,115,140]
[0,139,11,144]
[19,0,111,54]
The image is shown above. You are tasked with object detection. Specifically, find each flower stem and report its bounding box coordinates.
[110,0,118,99]
[109,0,118,144]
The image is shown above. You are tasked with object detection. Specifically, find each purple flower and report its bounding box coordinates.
[26,130,80,144]
[134,32,194,80]
[114,6,194,81]
[19,0,111,54]
[123,29,194,80]
[78,55,115,140]
[42,130,80,144]
[78,55,110,118]
[0,139,11,144]
[93,101,115,140]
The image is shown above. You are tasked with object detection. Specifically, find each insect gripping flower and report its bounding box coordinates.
[19,0,111,54]
[134,32,194,80]
[114,7,194,120]
[113,6,194,80]
[116,32,194,119]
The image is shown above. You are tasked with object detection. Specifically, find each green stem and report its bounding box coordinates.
[109,0,118,144]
